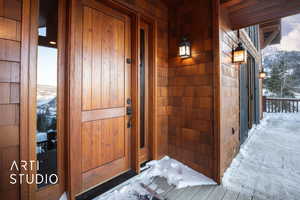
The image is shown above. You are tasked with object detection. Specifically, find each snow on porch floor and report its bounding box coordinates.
[90,113,300,200]
[223,112,300,200]
[93,156,217,200]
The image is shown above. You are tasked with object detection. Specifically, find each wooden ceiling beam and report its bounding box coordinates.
[227,0,300,29]
[261,29,280,49]
[221,0,243,8]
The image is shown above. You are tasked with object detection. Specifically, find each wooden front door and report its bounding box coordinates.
[68,0,131,196]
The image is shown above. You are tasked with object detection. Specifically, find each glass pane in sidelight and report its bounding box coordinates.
[140,29,146,148]
[36,0,59,188]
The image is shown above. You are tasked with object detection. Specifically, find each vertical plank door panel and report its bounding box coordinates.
[91,9,103,109]
[78,2,131,192]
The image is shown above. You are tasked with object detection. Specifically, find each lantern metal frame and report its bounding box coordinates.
[232,42,247,64]
[232,30,247,64]
[179,37,191,58]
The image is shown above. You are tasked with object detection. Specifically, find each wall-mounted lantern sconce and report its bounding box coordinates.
[233,30,247,64]
[259,68,267,79]
[179,37,191,58]
[233,42,247,64]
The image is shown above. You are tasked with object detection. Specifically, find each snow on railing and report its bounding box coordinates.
[263,96,300,113]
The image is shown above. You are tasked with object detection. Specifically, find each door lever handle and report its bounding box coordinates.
[126,106,133,116]
[127,118,132,128]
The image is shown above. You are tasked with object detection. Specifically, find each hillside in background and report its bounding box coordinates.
[263,50,300,98]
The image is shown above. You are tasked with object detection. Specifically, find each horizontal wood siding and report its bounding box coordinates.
[0,0,21,199]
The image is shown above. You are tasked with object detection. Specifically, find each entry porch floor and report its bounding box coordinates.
[93,113,300,200]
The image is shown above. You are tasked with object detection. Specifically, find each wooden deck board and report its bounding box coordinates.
[204,186,227,200]
[222,190,239,200]
[175,187,200,200]
[190,185,215,200]
[237,193,253,200]
[166,187,188,200]
[143,175,268,200]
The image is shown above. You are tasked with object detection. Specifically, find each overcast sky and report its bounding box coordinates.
[265,14,300,51]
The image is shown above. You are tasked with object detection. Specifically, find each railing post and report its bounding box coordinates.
[262,97,300,113]
[263,96,266,112]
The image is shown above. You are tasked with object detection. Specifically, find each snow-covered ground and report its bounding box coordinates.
[93,156,216,200]
[223,112,300,200]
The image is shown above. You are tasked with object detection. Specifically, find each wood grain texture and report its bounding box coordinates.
[0,146,19,192]
[68,1,168,198]
[82,6,125,110]
[20,0,30,199]
[0,17,21,41]
[0,61,20,82]
[0,0,22,21]
[0,82,20,104]
[0,101,19,127]
[223,0,300,29]
[68,0,84,197]
[81,5,128,175]
[82,120,101,172]
[139,20,150,163]
[168,0,215,179]
[0,82,10,104]
[9,83,19,103]
[219,6,240,181]
[69,2,132,197]
[81,117,125,172]
[0,125,19,148]
[218,7,261,179]
[0,188,20,200]
[0,39,21,62]
[19,0,67,199]
[82,107,125,122]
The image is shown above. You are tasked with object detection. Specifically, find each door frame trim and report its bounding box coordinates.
[138,16,158,163]
[20,0,67,199]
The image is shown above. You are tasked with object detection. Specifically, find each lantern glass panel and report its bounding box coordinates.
[233,49,247,63]
[179,46,186,57]
[186,45,190,57]
[259,72,266,79]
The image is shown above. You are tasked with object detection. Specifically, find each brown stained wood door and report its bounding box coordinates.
[70,1,131,192]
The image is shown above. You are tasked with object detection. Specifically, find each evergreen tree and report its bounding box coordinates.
[263,51,298,98]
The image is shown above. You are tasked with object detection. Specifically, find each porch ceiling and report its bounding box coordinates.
[221,0,300,29]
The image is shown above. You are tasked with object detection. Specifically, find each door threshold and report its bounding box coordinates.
[76,170,137,200]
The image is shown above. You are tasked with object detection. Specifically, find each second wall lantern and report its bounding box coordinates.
[259,68,267,79]
[233,42,247,64]
[179,37,191,58]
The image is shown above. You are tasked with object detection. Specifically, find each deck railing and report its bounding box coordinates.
[263,96,300,113]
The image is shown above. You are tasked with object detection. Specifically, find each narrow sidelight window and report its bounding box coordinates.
[140,28,146,148]
[36,0,59,188]
[139,21,150,163]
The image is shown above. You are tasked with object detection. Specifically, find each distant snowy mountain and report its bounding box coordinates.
[37,84,57,106]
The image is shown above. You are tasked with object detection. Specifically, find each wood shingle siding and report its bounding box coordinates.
[168,0,215,179]
[0,1,21,199]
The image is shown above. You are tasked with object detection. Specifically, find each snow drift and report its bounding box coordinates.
[94,156,216,200]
